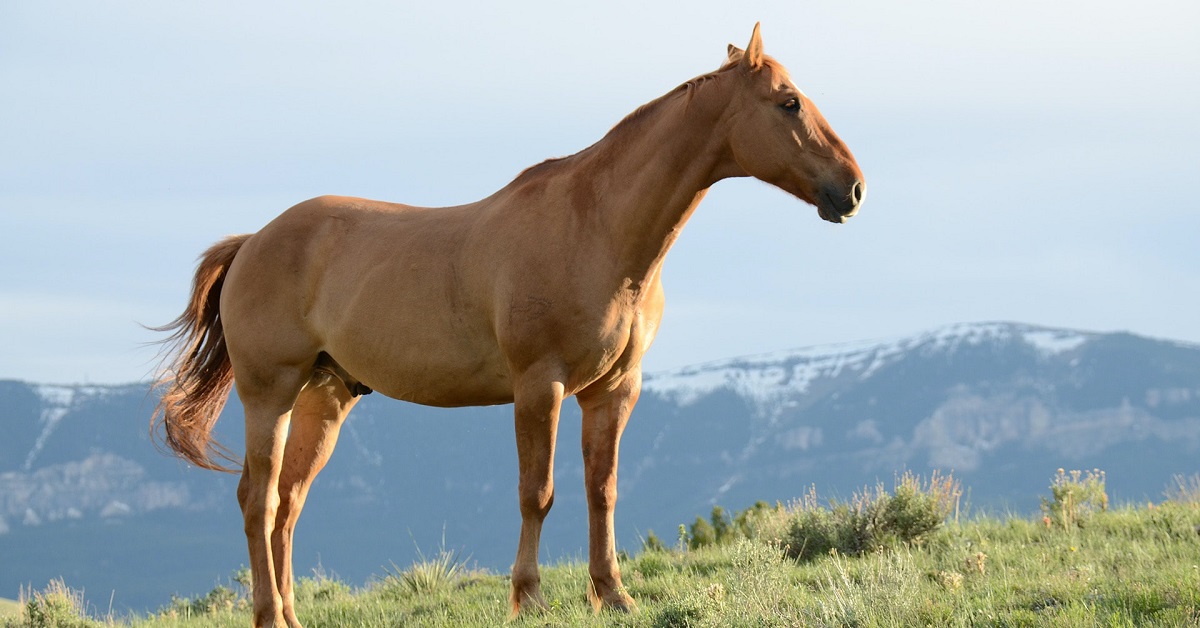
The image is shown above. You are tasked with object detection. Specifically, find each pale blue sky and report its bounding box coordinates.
[2,1,1198,384]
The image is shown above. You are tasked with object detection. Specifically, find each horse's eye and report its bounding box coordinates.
[780,98,801,113]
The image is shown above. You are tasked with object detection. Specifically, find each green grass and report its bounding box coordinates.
[0,599,19,619]
[8,478,1200,627]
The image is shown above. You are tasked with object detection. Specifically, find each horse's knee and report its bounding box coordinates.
[587,480,617,512]
[519,479,554,520]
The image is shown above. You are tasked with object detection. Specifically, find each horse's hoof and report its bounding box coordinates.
[509,588,550,618]
[587,584,638,614]
[604,596,637,614]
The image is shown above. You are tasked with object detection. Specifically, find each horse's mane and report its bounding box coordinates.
[612,56,789,132]
[606,59,743,135]
[512,57,789,184]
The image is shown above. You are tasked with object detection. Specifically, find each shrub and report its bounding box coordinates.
[9,579,102,628]
[884,470,961,541]
[732,501,784,540]
[783,486,857,561]
[1041,468,1108,530]
[687,515,717,550]
[156,568,250,618]
[633,551,673,579]
[160,585,240,618]
[683,501,786,550]
[293,570,351,604]
[783,471,961,561]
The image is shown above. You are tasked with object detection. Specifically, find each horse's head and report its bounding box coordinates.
[722,24,865,224]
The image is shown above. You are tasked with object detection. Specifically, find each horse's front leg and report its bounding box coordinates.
[509,377,565,616]
[577,368,640,612]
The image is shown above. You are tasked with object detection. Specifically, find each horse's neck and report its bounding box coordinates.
[578,87,732,290]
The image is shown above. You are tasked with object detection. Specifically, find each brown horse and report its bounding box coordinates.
[153,24,862,627]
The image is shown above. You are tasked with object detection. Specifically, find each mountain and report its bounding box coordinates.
[2,322,1198,612]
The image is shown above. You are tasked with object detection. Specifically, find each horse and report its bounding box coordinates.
[152,24,863,627]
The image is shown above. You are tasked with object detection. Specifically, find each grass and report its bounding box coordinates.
[6,472,1200,627]
[0,599,19,619]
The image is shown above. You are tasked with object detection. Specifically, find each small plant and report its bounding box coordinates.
[293,566,351,604]
[641,529,668,553]
[633,550,672,579]
[964,551,987,576]
[687,514,717,549]
[732,500,781,539]
[1041,468,1108,530]
[1164,473,1200,505]
[12,579,101,628]
[681,501,786,550]
[932,569,964,591]
[384,548,467,596]
[161,586,239,618]
[810,550,924,626]
[231,567,252,592]
[156,568,251,618]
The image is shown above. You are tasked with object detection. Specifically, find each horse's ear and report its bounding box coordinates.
[740,23,765,71]
[727,43,744,61]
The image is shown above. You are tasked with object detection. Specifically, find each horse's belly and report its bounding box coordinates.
[326,333,515,408]
[374,372,515,408]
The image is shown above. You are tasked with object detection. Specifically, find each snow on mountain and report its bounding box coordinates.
[642,322,1095,410]
[24,384,115,471]
[1,382,197,531]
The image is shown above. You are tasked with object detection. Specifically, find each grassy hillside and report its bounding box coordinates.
[0,600,19,619]
[8,472,1200,627]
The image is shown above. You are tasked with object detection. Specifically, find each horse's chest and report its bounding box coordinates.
[566,303,654,392]
[501,291,642,367]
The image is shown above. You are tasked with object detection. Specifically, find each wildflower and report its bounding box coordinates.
[965,552,987,575]
[936,570,964,590]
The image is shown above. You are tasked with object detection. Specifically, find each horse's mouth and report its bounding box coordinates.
[818,204,852,224]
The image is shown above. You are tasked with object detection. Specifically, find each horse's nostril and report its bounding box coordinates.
[851,180,865,205]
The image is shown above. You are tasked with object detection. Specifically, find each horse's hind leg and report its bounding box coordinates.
[235,366,309,628]
[272,374,358,628]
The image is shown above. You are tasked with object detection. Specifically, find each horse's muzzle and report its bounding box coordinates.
[818,179,865,223]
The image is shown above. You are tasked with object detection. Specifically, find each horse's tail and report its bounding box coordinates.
[150,234,252,473]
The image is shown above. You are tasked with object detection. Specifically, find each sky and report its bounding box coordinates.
[2,1,1198,384]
